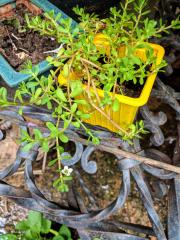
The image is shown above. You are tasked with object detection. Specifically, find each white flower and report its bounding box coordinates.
[61,166,73,176]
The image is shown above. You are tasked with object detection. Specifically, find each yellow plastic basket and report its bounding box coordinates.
[58,43,165,132]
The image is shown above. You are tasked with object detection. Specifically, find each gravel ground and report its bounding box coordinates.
[0,197,28,234]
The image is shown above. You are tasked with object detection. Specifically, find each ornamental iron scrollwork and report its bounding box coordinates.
[0,77,180,239]
[0,0,180,236]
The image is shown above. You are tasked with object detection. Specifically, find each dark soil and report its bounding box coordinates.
[97,56,146,98]
[120,64,152,98]
[122,80,144,98]
[0,5,59,71]
[0,4,147,98]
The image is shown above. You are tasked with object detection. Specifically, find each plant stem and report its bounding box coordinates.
[83,63,128,135]
[131,6,143,35]
[67,55,75,107]
[82,62,101,106]
[49,229,59,236]
[155,24,175,34]
[80,57,102,70]
[56,117,63,183]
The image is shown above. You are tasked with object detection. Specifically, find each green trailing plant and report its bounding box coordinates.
[0,211,74,240]
[0,0,179,192]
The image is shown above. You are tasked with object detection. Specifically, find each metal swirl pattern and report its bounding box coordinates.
[0,77,179,239]
[0,2,180,234]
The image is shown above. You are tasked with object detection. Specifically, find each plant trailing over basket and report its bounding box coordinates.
[0,0,179,192]
[0,210,74,240]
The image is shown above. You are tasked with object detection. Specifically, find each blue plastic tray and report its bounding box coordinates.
[0,0,76,87]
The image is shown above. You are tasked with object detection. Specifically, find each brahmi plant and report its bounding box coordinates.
[0,211,74,240]
[0,0,179,192]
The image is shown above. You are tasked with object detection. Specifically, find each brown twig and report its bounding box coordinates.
[69,135,180,174]
[11,33,22,41]
[3,197,8,213]
[81,61,101,105]
[14,169,43,175]
[80,57,102,70]
[83,61,128,135]
[19,47,29,54]
[42,152,47,173]
[5,27,17,51]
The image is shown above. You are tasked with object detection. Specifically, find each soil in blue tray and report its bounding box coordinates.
[0,4,59,71]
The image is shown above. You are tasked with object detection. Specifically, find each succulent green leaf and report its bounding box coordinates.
[59,224,71,238]
[55,88,67,102]
[112,98,120,112]
[70,81,83,97]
